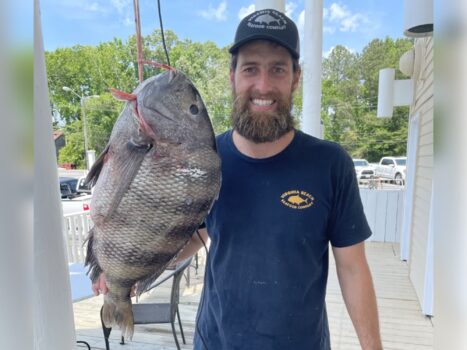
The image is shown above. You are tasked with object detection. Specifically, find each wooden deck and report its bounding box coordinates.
[73,242,433,349]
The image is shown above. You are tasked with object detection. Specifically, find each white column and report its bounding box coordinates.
[435,1,467,348]
[86,150,96,171]
[0,2,33,349]
[34,1,77,349]
[255,0,285,12]
[302,0,324,138]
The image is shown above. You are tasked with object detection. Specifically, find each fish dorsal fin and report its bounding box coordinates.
[110,88,137,102]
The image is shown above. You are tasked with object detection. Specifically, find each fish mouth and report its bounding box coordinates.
[146,107,177,123]
[133,105,157,140]
[135,106,178,141]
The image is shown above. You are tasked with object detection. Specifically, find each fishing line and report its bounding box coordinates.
[196,229,209,255]
[195,229,209,350]
[156,0,171,67]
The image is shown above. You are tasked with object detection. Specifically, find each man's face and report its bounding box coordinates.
[230,40,301,143]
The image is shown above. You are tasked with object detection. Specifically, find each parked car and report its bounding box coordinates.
[62,194,92,215]
[352,159,375,181]
[60,175,92,199]
[76,176,92,194]
[60,177,79,199]
[374,156,407,185]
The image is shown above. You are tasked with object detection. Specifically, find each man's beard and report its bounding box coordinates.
[231,90,295,143]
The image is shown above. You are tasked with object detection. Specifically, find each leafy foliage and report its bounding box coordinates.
[46,31,413,167]
[320,37,413,162]
[47,30,232,168]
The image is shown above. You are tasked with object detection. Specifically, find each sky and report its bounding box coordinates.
[35,0,406,56]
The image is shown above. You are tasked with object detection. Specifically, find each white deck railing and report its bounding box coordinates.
[63,212,92,264]
[360,188,405,243]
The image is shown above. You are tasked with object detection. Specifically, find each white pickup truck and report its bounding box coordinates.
[62,194,92,215]
[60,176,92,215]
[374,156,407,185]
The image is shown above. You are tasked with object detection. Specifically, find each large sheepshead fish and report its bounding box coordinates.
[84,70,221,339]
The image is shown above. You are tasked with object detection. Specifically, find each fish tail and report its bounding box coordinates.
[102,298,135,340]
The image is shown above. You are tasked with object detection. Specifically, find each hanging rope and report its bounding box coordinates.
[132,0,174,82]
[133,0,144,82]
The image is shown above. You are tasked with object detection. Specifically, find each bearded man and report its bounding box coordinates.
[184,9,383,350]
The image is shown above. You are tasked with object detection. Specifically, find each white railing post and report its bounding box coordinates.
[63,212,92,264]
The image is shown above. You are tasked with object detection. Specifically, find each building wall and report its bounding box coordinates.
[407,37,434,310]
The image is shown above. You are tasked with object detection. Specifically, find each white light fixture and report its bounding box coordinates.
[404,0,433,37]
[377,68,413,118]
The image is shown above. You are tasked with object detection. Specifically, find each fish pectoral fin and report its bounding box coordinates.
[103,143,149,218]
[84,143,110,187]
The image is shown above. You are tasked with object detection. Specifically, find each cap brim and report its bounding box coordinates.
[229,34,299,59]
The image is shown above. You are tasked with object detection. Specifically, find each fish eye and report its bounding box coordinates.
[190,104,199,115]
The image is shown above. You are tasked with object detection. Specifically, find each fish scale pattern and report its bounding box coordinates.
[94,145,220,293]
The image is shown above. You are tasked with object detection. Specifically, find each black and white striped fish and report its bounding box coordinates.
[84,70,221,339]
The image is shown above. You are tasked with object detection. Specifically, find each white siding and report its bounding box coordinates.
[408,37,434,313]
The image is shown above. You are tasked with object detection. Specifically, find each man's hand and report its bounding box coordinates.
[92,272,109,296]
[92,272,136,297]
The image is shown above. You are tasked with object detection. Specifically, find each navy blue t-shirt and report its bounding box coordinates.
[194,130,371,350]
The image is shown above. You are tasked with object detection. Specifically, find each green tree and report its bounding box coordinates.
[84,93,123,154]
[321,38,413,162]
[46,40,138,125]
[58,120,86,168]
[321,45,361,149]
[48,32,234,167]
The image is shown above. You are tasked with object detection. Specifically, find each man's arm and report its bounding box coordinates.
[174,228,209,263]
[332,242,383,350]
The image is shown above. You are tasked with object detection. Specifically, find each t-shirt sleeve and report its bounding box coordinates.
[327,150,372,247]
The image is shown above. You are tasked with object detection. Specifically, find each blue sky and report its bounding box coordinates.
[38,0,406,55]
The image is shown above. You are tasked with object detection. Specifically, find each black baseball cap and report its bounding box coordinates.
[230,9,300,59]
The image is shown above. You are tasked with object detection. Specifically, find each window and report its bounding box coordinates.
[353,160,369,167]
[381,158,394,166]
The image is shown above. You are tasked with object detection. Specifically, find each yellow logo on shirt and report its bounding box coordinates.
[280,190,314,209]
